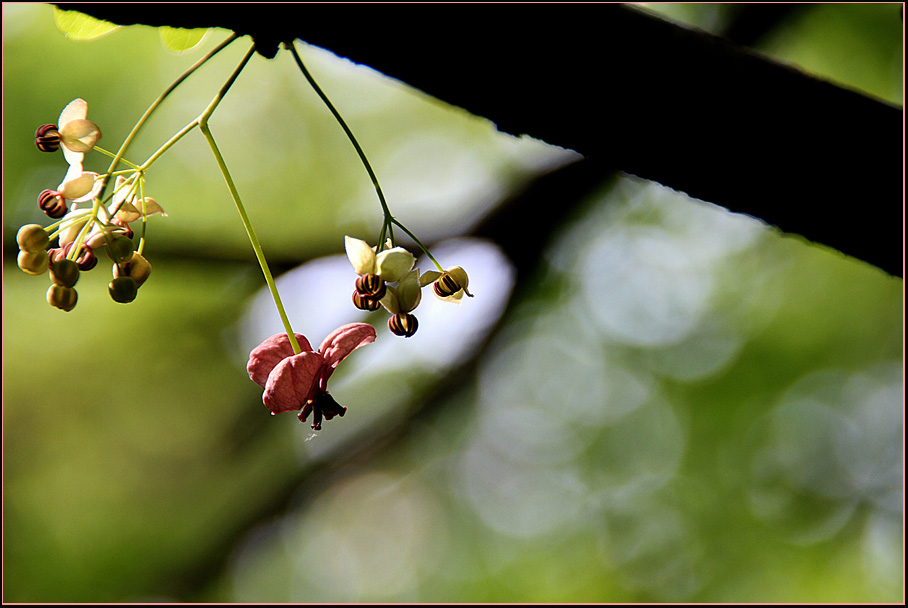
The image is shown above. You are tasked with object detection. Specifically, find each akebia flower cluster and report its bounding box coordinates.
[17,99,166,311]
[19,39,477,435]
[345,236,473,338]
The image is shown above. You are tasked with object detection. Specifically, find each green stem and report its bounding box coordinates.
[137,177,148,256]
[286,42,394,237]
[198,45,255,124]
[45,209,90,240]
[286,41,443,271]
[140,119,199,170]
[202,128,301,354]
[198,48,303,355]
[392,219,443,271]
[94,146,142,171]
[95,32,239,203]
[68,199,102,261]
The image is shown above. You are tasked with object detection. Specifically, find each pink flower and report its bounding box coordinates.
[247,323,376,430]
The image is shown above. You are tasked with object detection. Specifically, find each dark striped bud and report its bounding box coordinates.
[352,289,382,311]
[37,189,67,219]
[49,258,80,288]
[433,273,462,298]
[355,273,386,299]
[47,284,78,312]
[35,124,61,152]
[388,313,418,338]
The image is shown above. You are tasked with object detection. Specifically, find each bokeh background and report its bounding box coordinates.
[2,2,903,602]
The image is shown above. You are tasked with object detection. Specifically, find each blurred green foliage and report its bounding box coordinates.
[3,3,903,603]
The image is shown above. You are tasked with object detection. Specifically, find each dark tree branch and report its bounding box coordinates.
[57,3,904,277]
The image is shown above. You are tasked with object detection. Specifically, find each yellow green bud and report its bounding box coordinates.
[17,224,49,253]
[109,277,138,303]
[106,236,135,264]
[47,285,78,312]
[17,250,49,275]
[49,258,80,288]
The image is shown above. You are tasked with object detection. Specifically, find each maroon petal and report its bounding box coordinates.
[318,323,377,372]
[247,332,313,388]
[262,351,325,414]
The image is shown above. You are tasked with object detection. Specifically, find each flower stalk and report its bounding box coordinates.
[99,33,240,190]
[198,46,303,355]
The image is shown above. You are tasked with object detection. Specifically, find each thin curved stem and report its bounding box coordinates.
[201,127,301,355]
[93,146,141,171]
[197,46,302,355]
[286,42,394,239]
[97,32,240,201]
[141,119,199,170]
[392,219,443,271]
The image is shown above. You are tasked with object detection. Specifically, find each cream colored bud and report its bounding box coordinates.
[140,197,167,217]
[345,236,376,276]
[375,247,415,282]
[18,250,49,275]
[17,224,49,253]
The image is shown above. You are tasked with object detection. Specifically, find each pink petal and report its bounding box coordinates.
[247,332,313,388]
[318,323,377,372]
[262,351,325,414]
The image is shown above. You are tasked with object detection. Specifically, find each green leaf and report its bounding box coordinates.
[159,26,209,53]
[53,7,120,41]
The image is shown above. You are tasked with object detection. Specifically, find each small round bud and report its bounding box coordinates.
[433,274,461,298]
[388,313,418,337]
[49,258,80,287]
[355,273,386,299]
[35,124,61,152]
[352,289,382,311]
[47,284,78,312]
[17,250,49,275]
[37,190,67,219]
[17,224,50,253]
[113,252,152,287]
[433,266,472,298]
[106,236,135,264]
[109,277,138,303]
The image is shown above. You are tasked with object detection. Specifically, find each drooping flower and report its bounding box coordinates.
[37,160,104,220]
[247,323,376,430]
[108,176,167,223]
[422,266,474,304]
[54,175,167,253]
[345,236,415,281]
[35,99,102,166]
[345,236,415,310]
[379,269,423,337]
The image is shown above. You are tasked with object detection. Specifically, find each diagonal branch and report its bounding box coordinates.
[58,3,904,277]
